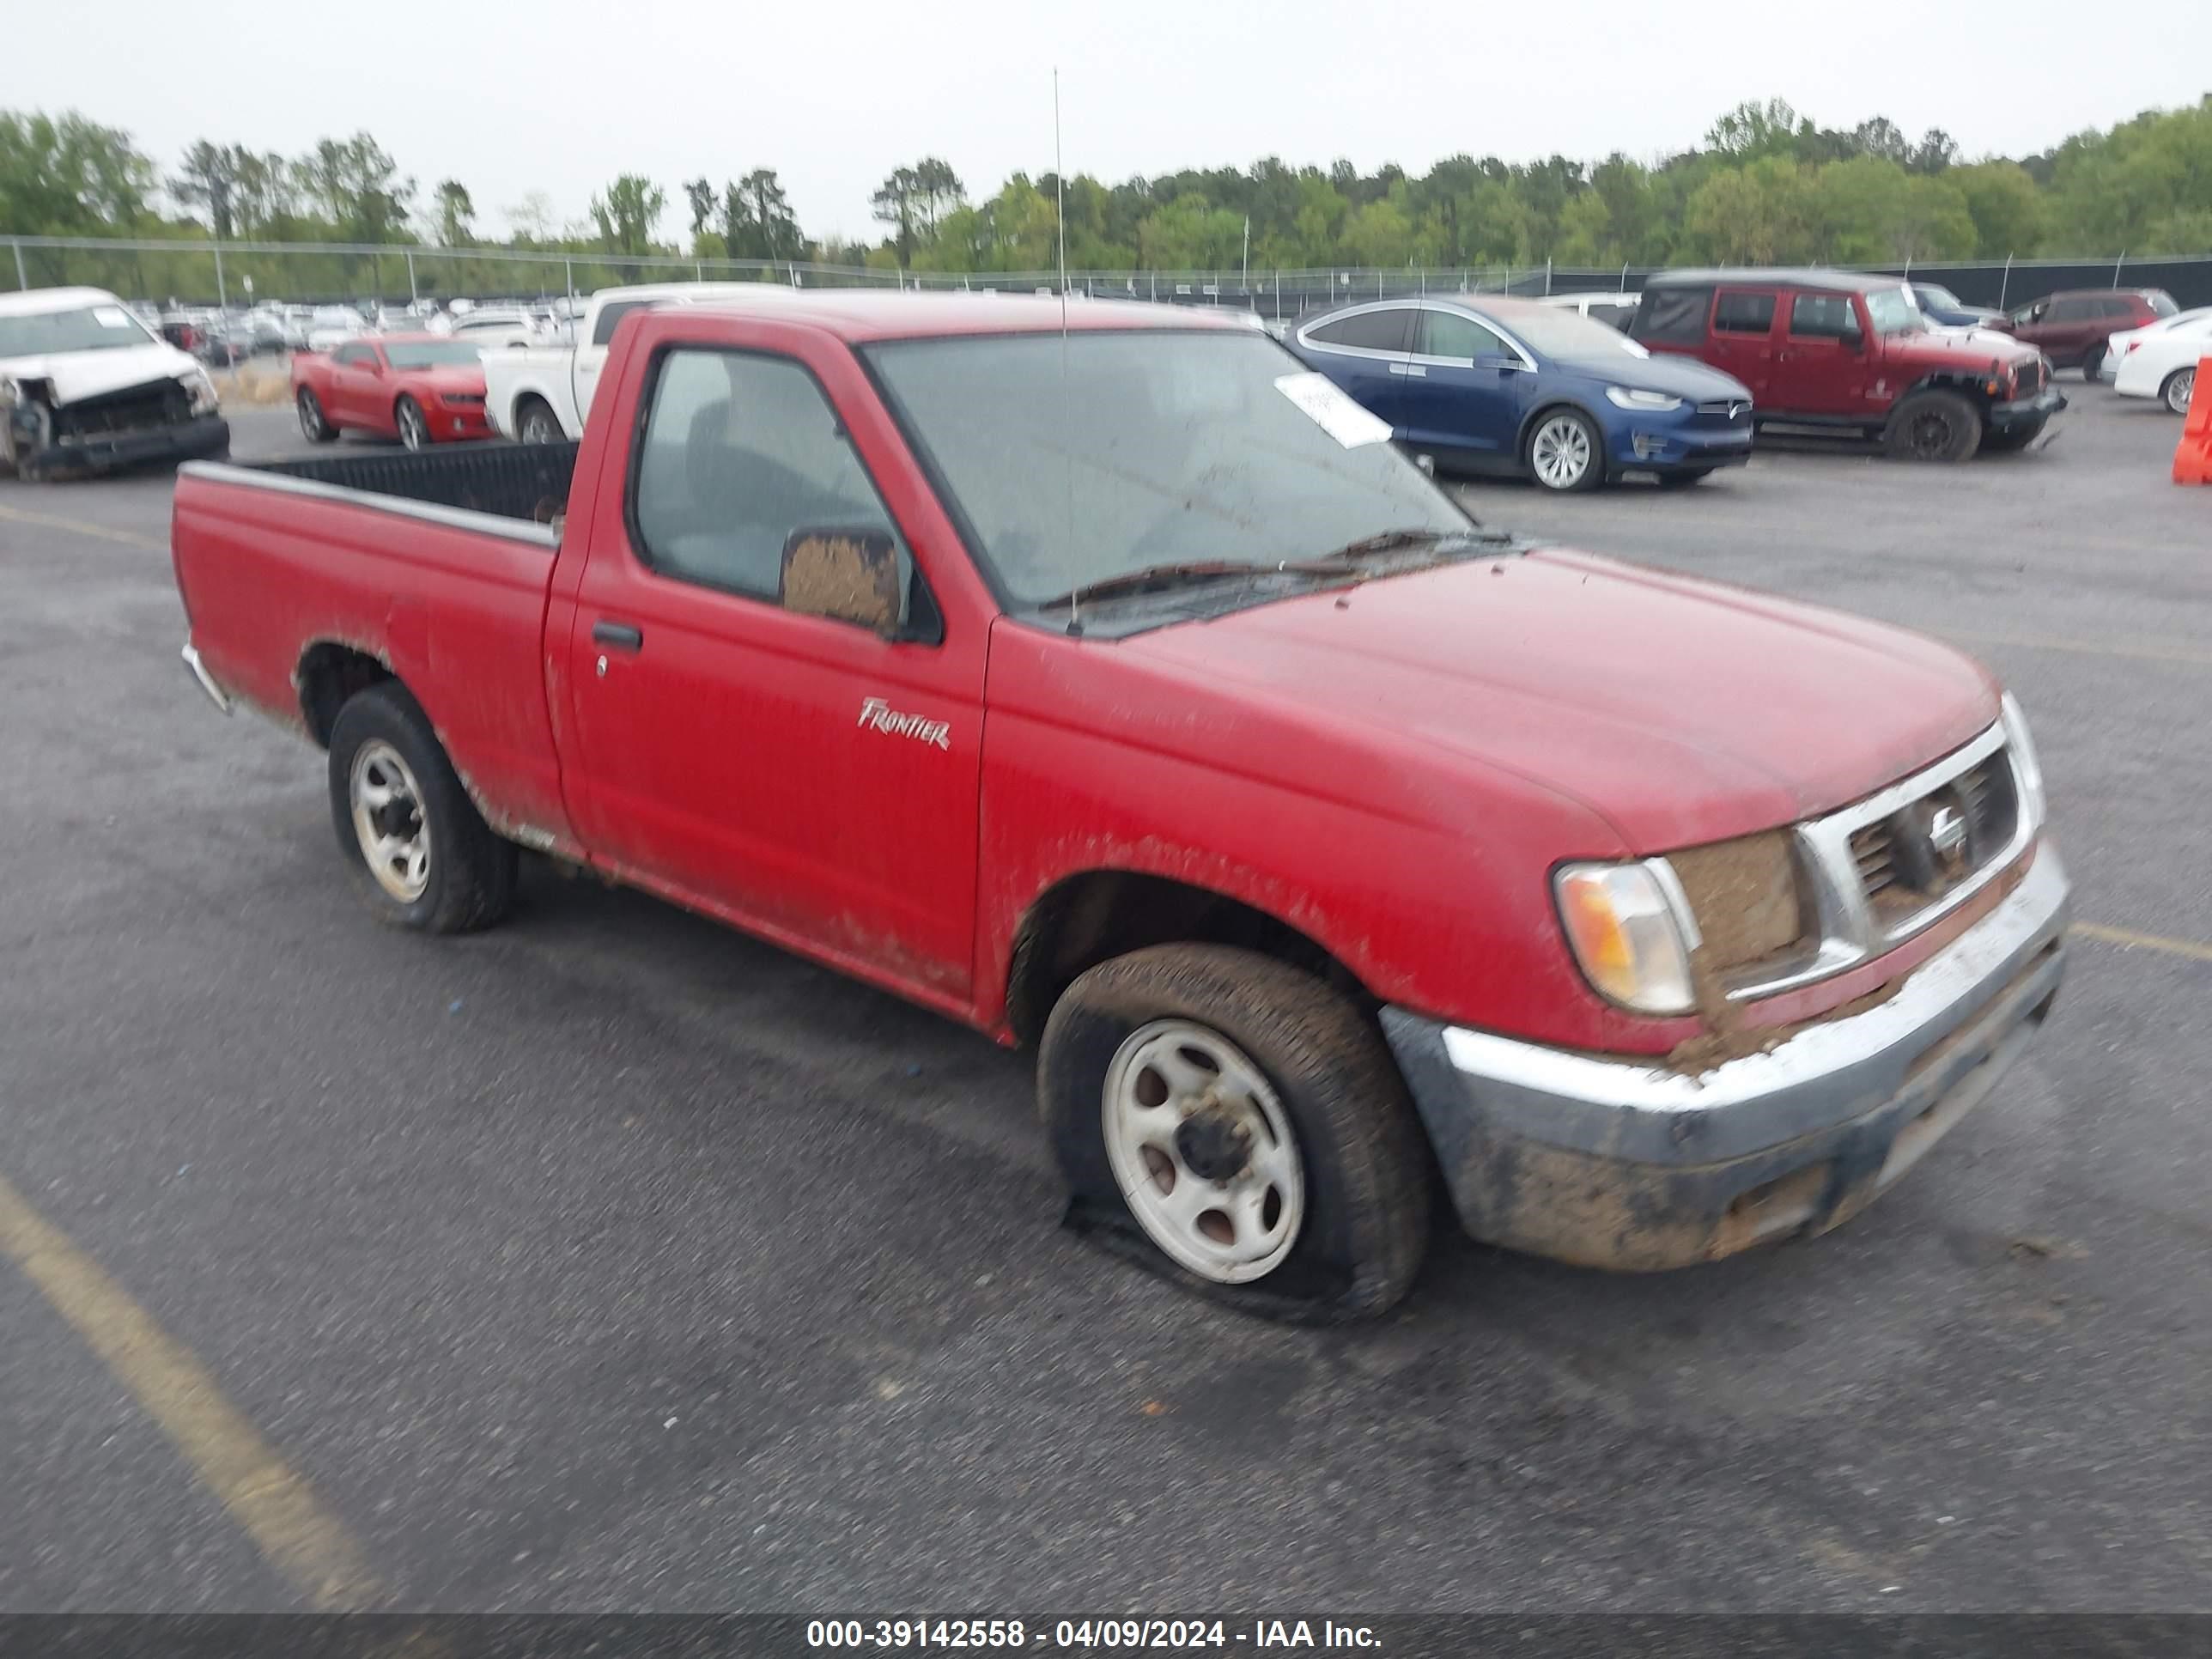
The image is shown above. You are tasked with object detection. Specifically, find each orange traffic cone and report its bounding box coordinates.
[2175,355,2212,485]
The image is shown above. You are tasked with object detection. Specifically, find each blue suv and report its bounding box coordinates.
[1289,296,1755,491]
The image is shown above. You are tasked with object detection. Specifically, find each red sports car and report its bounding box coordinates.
[291,333,493,449]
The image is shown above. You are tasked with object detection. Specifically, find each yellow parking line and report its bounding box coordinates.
[2073,921,2212,964]
[0,502,167,552]
[1940,627,2212,671]
[0,1170,385,1609]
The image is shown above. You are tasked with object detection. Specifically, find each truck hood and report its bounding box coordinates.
[1885,328,2040,370]
[0,342,200,404]
[1125,547,1998,852]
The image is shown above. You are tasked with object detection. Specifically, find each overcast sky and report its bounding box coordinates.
[6,0,2208,243]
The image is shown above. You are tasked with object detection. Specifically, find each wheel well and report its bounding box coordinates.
[1893,374,1995,413]
[1005,871,1370,1046]
[296,642,393,747]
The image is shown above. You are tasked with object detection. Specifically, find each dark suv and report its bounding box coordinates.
[1632,269,2063,462]
[2002,289,2178,380]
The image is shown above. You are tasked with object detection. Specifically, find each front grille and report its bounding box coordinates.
[442,392,486,406]
[56,381,192,439]
[1847,751,2019,928]
[1693,398,1752,420]
[2016,361,2045,398]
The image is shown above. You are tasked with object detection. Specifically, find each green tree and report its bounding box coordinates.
[733,168,803,262]
[171,140,239,237]
[295,133,412,241]
[0,110,155,234]
[434,179,475,246]
[1950,161,2047,257]
[683,178,716,247]
[1686,157,1817,262]
[591,173,665,255]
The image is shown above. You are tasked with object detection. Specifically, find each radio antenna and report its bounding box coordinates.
[1055,67,1079,634]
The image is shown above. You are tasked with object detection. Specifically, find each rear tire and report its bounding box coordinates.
[296,388,337,444]
[1884,389,1983,462]
[516,398,561,445]
[326,682,517,934]
[2163,366,2197,416]
[1039,944,1431,1322]
[2081,349,2103,384]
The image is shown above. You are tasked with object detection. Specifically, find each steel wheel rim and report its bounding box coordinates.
[1906,410,1954,458]
[1532,416,1591,488]
[1101,1018,1305,1284]
[298,393,323,440]
[349,740,430,902]
[2170,370,2195,415]
[398,404,426,449]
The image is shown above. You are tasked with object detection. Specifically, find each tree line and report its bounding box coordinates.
[3,96,2209,298]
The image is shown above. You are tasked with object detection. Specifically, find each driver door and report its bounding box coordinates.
[562,343,986,994]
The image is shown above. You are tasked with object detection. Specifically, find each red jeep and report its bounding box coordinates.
[1632,269,2063,461]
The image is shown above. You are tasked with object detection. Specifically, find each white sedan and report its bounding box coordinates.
[2108,307,2211,413]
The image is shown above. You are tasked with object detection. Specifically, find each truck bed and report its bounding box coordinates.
[240,439,580,525]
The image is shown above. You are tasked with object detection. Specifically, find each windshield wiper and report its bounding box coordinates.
[1306,526,1503,563]
[1036,559,1274,613]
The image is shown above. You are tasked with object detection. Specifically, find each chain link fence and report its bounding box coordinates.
[9,234,2210,315]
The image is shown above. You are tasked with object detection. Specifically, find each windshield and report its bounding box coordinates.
[1912,284,1963,310]
[384,340,486,369]
[1865,288,1923,335]
[2147,291,2179,318]
[1493,306,1650,359]
[866,331,1473,611]
[0,303,159,358]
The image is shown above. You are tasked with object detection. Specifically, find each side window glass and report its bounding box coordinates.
[592,301,646,347]
[1789,293,1857,337]
[630,349,921,631]
[1634,287,1709,343]
[1713,291,1778,334]
[1306,308,1412,352]
[1416,309,1510,361]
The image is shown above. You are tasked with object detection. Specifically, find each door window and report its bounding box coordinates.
[333,343,376,368]
[629,348,915,618]
[2046,299,2093,323]
[1713,292,1778,334]
[1304,308,1413,353]
[1634,287,1710,343]
[1788,293,1859,338]
[1416,309,1511,362]
[592,300,650,347]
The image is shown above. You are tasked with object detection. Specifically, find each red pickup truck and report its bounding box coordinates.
[171,292,2070,1320]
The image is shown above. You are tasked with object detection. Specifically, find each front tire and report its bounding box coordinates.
[1884,389,1983,462]
[2163,366,2197,416]
[395,395,430,451]
[296,388,337,444]
[1039,945,1431,1322]
[1526,408,1604,491]
[326,683,517,933]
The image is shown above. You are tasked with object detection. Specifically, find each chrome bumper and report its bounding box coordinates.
[1381,845,2070,1270]
[181,641,232,714]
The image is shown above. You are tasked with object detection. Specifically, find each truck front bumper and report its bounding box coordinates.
[1380,845,2069,1271]
[19,414,231,478]
[1988,386,2068,429]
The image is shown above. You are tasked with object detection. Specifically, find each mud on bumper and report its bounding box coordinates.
[1381,846,2070,1271]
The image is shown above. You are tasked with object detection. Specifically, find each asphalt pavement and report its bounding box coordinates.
[0,387,2207,1613]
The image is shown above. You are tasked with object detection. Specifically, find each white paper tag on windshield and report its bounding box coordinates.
[1274,371,1391,448]
[93,305,134,327]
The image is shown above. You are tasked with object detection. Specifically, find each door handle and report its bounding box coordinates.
[592,620,643,651]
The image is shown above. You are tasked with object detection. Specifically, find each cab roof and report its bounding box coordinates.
[670,289,1253,343]
[1640,268,1905,295]
[0,285,124,317]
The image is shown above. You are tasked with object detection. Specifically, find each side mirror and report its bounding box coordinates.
[780,527,936,641]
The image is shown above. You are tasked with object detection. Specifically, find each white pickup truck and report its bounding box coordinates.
[483,282,809,443]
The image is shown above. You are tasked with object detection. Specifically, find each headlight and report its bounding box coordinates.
[1604,386,1684,412]
[185,368,219,416]
[1553,860,1698,1015]
[1999,691,2045,825]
